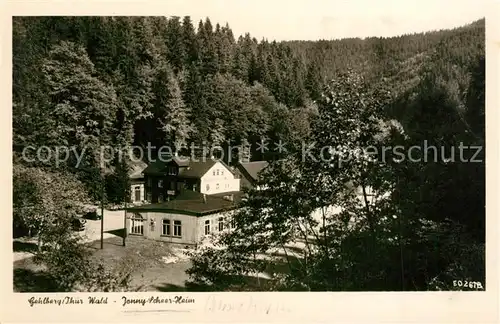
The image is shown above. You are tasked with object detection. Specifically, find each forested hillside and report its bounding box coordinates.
[13,17,484,198]
[185,19,485,291]
[13,16,485,291]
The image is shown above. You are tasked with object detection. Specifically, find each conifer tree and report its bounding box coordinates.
[197,18,219,75]
[215,23,235,74]
[181,16,198,65]
[162,70,193,150]
[166,16,185,73]
[305,60,323,102]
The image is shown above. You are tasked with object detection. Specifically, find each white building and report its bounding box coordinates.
[126,155,243,245]
[126,190,240,245]
[142,156,240,203]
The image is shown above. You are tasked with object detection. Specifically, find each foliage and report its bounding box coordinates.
[105,158,131,204]
[159,66,193,149]
[13,17,484,168]
[187,64,485,291]
[13,164,88,241]
[34,231,135,292]
[40,41,118,160]
[13,163,135,292]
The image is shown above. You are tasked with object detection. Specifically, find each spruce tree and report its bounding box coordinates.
[181,16,198,65]
[161,69,193,150]
[166,16,185,73]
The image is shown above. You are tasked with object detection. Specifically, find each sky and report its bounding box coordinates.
[175,0,487,41]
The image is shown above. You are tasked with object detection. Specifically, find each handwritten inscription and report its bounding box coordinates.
[121,296,195,307]
[204,295,290,314]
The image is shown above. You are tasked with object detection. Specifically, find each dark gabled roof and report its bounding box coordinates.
[171,155,190,167]
[142,156,189,175]
[141,160,165,175]
[142,156,235,179]
[237,161,269,182]
[178,159,217,178]
[126,190,237,216]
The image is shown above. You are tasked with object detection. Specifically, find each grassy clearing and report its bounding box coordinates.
[88,236,192,291]
[13,235,192,292]
[13,233,314,292]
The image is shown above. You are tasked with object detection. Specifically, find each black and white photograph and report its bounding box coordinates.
[8,0,492,306]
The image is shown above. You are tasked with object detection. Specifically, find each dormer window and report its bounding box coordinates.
[167,166,176,175]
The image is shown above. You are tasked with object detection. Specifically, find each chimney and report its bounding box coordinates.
[203,194,207,204]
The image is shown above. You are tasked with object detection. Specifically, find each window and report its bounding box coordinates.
[216,169,219,176]
[131,215,144,235]
[173,220,182,237]
[158,180,163,188]
[134,186,141,202]
[204,220,211,235]
[218,217,224,231]
[231,218,236,229]
[147,177,152,186]
[206,184,210,191]
[167,166,176,175]
[162,219,171,236]
[216,183,220,190]
[213,170,216,176]
[193,183,198,192]
[221,170,224,176]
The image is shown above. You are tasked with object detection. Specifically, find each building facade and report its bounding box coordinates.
[125,156,275,245]
[126,210,236,245]
[125,190,238,245]
[142,155,240,203]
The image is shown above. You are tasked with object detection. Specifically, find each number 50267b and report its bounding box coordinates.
[453,280,484,289]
